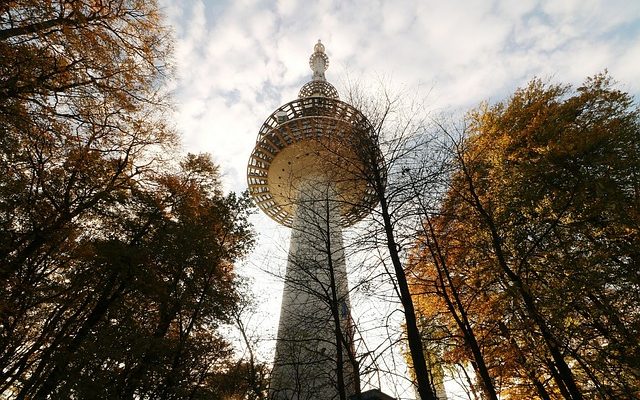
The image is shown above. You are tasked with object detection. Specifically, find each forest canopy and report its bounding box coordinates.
[0,1,257,398]
[410,73,640,399]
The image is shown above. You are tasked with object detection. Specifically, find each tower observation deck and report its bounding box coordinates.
[247,41,382,399]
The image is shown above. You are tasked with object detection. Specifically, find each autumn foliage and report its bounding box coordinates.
[411,74,640,399]
[1,1,257,398]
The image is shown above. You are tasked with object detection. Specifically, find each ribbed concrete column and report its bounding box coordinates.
[269,177,357,400]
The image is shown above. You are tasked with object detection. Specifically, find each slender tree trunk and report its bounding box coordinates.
[120,300,180,399]
[497,321,552,400]
[324,195,347,400]
[421,215,499,400]
[23,274,126,399]
[328,253,347,400]
[546,358,573,400]
[232,311,266,400]
[378,192,437,400]
[458,362,481,400]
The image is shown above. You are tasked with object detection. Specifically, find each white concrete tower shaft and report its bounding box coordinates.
[269,176,358,400]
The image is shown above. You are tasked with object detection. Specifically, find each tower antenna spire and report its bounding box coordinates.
[298,39,339,99]
[310,39,329,81]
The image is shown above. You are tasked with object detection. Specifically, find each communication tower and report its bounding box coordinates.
[247,41,380,400]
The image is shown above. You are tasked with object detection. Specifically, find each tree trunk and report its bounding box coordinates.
[421,215,499,400]
[379,193,437,400]
[23,274,125,399]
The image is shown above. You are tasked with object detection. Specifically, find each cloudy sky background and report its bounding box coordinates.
[157,0,640,397]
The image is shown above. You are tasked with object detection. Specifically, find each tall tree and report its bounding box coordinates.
[334,84,447,399]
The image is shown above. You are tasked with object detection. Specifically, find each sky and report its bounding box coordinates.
[158,0,640,397]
